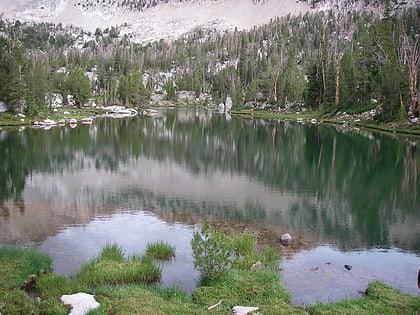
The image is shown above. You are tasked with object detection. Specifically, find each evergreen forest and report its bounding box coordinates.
[0,4,419,122]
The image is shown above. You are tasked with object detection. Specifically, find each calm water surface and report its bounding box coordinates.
[0,109,419,304]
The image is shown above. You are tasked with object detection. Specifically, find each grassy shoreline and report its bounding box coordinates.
[1,235,419,314]
[1,105,420,138]
[231,108,420,137]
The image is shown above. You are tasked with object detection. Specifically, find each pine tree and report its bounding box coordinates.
[67,67,91,107]
[304,63,322,109]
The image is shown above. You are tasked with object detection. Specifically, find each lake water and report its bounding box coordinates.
[0,108,419,305]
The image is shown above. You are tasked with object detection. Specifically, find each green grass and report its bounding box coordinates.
[0,106,109,127]
[0,245,53,314]
[74,246,162,288]
[305,281,420,315]
[0,245,52,289]
[144,241,175,260]
[0,112,30,126]
[1,240,419,315]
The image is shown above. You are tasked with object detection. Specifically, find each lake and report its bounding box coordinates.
[0,108,419,305]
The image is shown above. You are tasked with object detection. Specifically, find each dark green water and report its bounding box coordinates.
[0,108,419,304]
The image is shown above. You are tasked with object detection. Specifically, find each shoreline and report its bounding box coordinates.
[2,105,420,138]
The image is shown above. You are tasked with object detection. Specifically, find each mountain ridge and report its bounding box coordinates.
[0,0,309,43]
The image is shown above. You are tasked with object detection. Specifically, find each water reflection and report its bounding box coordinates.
[39,210,201,293]
[0,108,419,301]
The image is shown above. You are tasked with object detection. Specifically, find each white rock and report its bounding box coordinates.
[64,111,70,115]
[42,118,57,125]
[251,261,264,271]
[17,113,25,118]
[232,306,259,315]
[61,293,100,315]
[80,117,94,124]
[69,118,78,124]
[0,101,8,113]
[225,95,233,112]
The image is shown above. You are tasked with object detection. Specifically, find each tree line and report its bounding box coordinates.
[0,5,418,121]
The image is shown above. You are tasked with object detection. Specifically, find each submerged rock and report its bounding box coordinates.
[61,292,100,315]
[279,233,293,246]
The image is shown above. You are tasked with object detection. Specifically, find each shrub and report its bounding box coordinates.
[191,222,232,280]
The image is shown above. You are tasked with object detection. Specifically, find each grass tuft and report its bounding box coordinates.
[98,244,125,262]
[144,241,175,261]
[75,253,161,288]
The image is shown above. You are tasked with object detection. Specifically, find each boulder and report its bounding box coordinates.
[80,117,93,124]
[279,233,293,246]
[61,292,100,315]
[344,264,352,271]
[0,101,8,113]
[233,306,259,315]
[42,119,57,125]
[69,118,78,124]
[218,102,225,112]
[225,95,233,112]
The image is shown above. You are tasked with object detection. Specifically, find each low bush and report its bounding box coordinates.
[191,222,232,280]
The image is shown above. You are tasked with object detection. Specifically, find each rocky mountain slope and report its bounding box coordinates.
[0,0,309,43]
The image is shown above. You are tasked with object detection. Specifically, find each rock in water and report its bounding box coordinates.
[279,233,293,245]
[344,264,352,271]
[232,306,259,315]
[61,292,100,315]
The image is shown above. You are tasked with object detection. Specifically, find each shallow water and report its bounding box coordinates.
[0,108,419,303]
[280,246,420,305]
[39,210,201,293]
